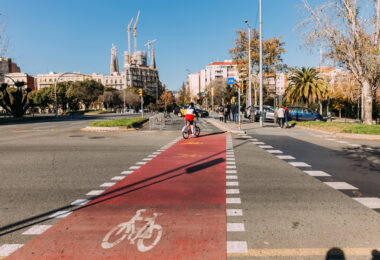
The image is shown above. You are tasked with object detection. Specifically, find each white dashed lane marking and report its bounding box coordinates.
[288,162,311,167]
[277,155,295,160]
[71,199,90,206]
[100,182,115,187]
[121,170,133,175]
[227,241,248,253]
[111,176,125,181]
[49,211,72,219]
[227,209,243,216]
[226,181,239,186]
[353,198,380,209]
[304,170,331,177]
[22,225,52,235]
[0,244,24,257]
[227,223,245,232]
[267,150,283,154]
[226,175,238,180]
[258,145,273,149]
[226,197,241,204]
[226,189,240,194]
[86,190,104,196]
[129,166,141,170]
[226,170,237,174]
[324,182,358,190]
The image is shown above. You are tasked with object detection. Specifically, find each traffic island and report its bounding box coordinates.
[81,117,148,132]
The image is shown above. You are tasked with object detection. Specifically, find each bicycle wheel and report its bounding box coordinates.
[195,126,200,137]
[137,225,163,252]
[101,223,130,249]
[182,129,189,139]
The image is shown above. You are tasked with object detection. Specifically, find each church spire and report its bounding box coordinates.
[110,44,119,74]
[150,46,156,69]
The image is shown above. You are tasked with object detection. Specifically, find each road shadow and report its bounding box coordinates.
[325,248,380,260]
[341,146,380,172]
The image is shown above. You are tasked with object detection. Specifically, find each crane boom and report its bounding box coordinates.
[127,17,134,64]
[133,10,140,52]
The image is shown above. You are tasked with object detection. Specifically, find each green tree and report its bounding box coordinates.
[67,80,104,109]
[0,82,32,117]
[176,82,190,106]
[285,67,328,107]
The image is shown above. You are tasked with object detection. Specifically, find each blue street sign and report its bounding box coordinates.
[228,77,235,85]
[201,91,205,96]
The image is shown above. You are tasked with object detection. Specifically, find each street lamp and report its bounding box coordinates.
[245,20,252,108]
[54,72,87,117]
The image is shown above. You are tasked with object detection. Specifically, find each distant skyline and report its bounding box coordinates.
[1,0,323,91]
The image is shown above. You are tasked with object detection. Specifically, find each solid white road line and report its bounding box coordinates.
[227,223,245,232]
[277,155,295,160]
[71,199,90,206]
[324,182,358,190]
[353,197,380,209]
[0,244,24,256]
[303,170,331,177]
[86,190,104,196]
[100,182,115,187]
[22,225,52,235]
[226,209,243,216]
[49,211,72,218]
[226,198,241,204]
[227,241,248,253]
[288,162,311,167]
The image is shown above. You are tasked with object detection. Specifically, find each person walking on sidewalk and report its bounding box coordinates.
[284,105,290,128]
[232,103,239,123]
[223,104,229,123]
[218,105,224,122]
[226,103,231,121]
[278,105,285,128]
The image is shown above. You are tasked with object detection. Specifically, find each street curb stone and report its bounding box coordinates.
[205,118,245,134]
[295,125,380,141]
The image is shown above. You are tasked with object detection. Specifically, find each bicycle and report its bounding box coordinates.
[182,118,200,139]
[101,209,163,252]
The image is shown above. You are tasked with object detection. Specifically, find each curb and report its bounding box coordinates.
[80,126,136,132]
[205,118,245,134]
[295,125,380,141]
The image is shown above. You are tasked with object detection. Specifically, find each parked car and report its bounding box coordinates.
[245,105,277,122]
[124,109,135,114]
[287,107,323,121]
[174,106,209,117]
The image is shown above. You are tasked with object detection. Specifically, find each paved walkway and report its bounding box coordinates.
[6,133,227,259]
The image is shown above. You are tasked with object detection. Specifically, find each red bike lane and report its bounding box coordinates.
[7,133,226,260]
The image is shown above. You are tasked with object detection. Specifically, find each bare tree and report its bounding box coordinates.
[123,89,140,109]
[297,0,380,124]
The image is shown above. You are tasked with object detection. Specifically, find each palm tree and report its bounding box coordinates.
[285,67,327,107]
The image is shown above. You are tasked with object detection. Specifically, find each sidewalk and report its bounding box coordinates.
[206,117,276,134]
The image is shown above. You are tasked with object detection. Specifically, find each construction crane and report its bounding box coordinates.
[144,39,157,65]
[133,10,140,53]
[126,17,134,64]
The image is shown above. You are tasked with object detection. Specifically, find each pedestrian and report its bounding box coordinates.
[218,105,224,122]
[232,103,239,123]
[223,104,229,123]
[278,105,285,128]
[227,103,231,121]
[284,105,290,128]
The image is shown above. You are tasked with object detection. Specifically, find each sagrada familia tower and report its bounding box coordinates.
[109,11,163,100]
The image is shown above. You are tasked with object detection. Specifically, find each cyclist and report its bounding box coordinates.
[184,102,199,136]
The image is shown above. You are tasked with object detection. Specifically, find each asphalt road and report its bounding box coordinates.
[1,114,379,259]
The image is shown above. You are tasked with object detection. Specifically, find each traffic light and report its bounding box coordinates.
[242,80,247,93]
[138,88,143,97]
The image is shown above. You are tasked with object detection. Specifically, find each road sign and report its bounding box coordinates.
[228,77,235,85]
[201,91,205,96]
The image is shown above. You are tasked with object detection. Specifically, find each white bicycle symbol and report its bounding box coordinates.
[101,209,163,252]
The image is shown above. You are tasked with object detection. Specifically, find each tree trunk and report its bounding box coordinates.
[362,80,373,124]
[339,110,341,119]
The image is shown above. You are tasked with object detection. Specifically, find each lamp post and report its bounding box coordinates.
[259,0,263,127]
[54,72,86,117]
[245,20,252,108]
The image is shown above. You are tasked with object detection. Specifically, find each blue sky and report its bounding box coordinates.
[1,0,321,91]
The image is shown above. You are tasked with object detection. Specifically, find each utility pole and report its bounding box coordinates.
[238,83,241,130]
[259,0,263,127]
[211,87,214,118]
